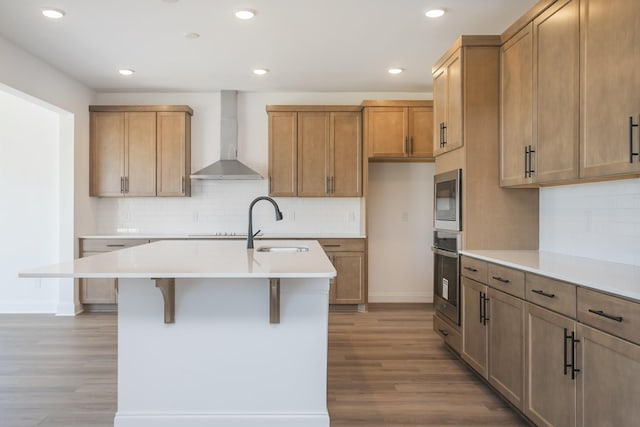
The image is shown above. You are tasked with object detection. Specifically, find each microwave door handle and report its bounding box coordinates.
[431,247,458,259]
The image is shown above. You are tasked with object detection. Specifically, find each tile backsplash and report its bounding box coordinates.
[96,180,362,236]
[540,178,640,266]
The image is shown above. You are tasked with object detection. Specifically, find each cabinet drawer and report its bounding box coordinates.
[317,239,365,252]
[461,256,488,283]
[488,264,525,299]
[577,288,640,345]
[526,274,576,318]
[433,313,461,354]
[81,238,149,253]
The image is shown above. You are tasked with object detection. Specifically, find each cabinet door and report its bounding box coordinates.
[90,112,125,196]
[462,277,488,377]
[488,288,525,411]
[525,303,576,427]
[80,277,117,304]
[157,112,190,196]
[331,251,364,304]
[366,107,407,158]
[298,112,330,196]
[533,0,579,183]
[501,24,533,187]
[125,112,156,196]
[433,66,447,156]
[331,112,362,196]
[408,106,434,158]
[268,112,297,196]
[576,323,640,427]
[581,0,640,178]
[444,51,463,153]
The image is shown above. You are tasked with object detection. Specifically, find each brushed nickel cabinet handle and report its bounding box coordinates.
[181,176,185,193]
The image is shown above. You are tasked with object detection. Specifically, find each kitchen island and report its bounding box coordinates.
[20,239,336,427]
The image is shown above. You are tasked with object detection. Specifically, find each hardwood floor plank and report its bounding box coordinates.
[0,306,525,426]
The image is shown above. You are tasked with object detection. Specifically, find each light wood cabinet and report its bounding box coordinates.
[362,101,434,159]
[433,50,462,156]
[580,0,640,178]
[79,238,149,307]
[500,23,533,187]
[525,303,577,427]
[267,106,362,197]
[157,111,191,196]
[461,276,488,377]
[488,288,525,410]
[268,111,297,197]
[462,267,525,410]
[576,323,640,427]
[501,0,580,187]
[319,239,366,305]
[90,105,193,197]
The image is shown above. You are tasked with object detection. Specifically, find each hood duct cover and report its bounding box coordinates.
[190,90,263,180]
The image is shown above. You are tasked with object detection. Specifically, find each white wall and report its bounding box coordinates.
[94,91,430,235]
[0,91,61,311]
[540,178,640,266]
[367,162,435,302]
[0,35,96,314]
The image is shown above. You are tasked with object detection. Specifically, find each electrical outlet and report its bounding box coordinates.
[401,212,409,222]
[192,212,199,222]
[348,211,356,222]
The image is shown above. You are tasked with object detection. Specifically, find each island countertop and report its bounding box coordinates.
[20,239,337,279]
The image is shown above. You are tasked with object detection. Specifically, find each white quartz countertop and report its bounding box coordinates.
[460,250,640,302]
[79,233,366,240]
[20,240,337,279]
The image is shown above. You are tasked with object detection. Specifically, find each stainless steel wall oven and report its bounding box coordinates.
[432,225,462,324]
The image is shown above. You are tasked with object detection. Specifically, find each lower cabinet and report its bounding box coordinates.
[458,255,640,427]
[462,276,525,410]
[79,238,149,306]
[319,239,366,305]
[525,303,577,427]
[576,324,640,427]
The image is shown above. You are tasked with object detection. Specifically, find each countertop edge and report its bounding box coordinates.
[460,250,640,302]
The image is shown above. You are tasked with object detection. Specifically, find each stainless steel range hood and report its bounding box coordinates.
[190,90,263,180]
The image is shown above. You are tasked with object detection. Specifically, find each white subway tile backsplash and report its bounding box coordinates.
[96,180,362,236]
[540,178,640,266]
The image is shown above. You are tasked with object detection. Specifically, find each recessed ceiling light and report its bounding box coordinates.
[41,8,65,19]
[118,69,135,76]
[388,68,404,75]
[184,32,200,39]
[425,9,446,18]
[235,10,255,20]
[253,68,269,75]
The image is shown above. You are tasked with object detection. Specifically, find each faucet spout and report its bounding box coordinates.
[247,196,283,249]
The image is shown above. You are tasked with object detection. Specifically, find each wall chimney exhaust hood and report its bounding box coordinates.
[190,90,263,180]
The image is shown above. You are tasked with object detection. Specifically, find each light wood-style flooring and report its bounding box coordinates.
[0,305,525,426]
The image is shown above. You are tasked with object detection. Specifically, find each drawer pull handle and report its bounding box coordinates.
[492,276,510,284]
[464,266,478,272]
[588,309,623,323]
[106,244,126,247]
[438,328,449,337]
[531,289,555,298]
[323,244,341,248]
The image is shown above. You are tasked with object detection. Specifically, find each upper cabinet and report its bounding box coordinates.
[362,100,434,159]
[501,0,580,187]
[580,0,640,178]
[500,0,640,187]
[266,106,362,197]
[89,105,193,197]
[433,51,462,156]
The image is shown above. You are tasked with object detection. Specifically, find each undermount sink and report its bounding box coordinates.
[256,246,309,253]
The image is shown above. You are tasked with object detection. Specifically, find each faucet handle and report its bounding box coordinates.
[253,229,262,238]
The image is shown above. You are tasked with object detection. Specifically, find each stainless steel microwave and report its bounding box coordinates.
[434,169,461,231]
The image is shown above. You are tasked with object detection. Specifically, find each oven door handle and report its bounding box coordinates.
[431,247,459,259]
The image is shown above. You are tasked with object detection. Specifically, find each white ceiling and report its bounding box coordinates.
[0,0,537,93]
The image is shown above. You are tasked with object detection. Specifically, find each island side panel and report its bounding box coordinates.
[114,277,330,427]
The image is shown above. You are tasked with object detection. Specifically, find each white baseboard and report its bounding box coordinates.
[56,300,82,316]
[114,412,330,427]
[368,291,433,303]
[0,301,57,313]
